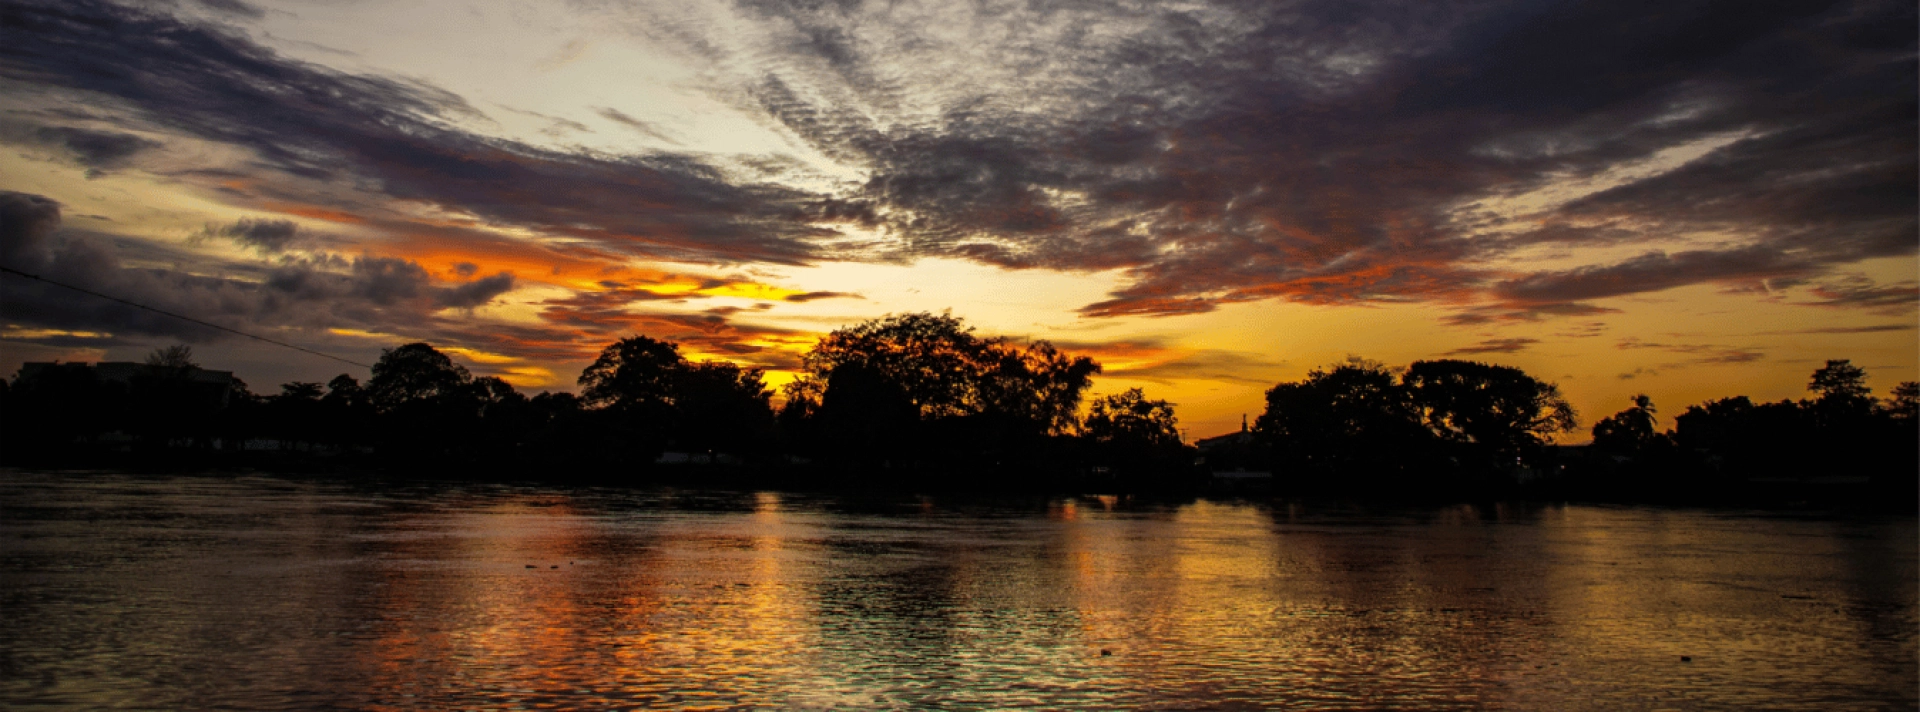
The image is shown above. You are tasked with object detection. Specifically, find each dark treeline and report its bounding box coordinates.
[1198,356,1917,506]
[0,313,1191,491]
[1,312,1913,505]
[1573,360,1918,504]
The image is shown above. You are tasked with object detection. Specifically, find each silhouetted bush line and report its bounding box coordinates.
[1564,361,1918,507]
[2,314,1913,506]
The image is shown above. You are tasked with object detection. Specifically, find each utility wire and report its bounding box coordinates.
[0,264,372,369]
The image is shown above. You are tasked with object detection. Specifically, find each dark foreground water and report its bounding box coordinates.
[0,471,1913,710]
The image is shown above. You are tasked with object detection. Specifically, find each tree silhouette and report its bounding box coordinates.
[811,360,917,461]
[1806,359,1875,429]
[1404,359,1577,469]
[1256,358,1430,482]
[145,344,198,371]
[324,374,364,407]
[1255,357,1577,492]
[1673,395,1808,478]
[367,343,471,412]
[1886,381,1919,422]
[1591,394,1665,454]
[782,312,1099,468]
[976,341,1102,437]
[1083,389,1183,450]
[575,335,775,460]
[672,360,773,454]
[795,312,987,420]
[1809,359,1871,403]
[578,336,682,415]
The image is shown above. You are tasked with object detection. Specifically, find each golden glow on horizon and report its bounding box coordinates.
[438,346,519,364]
[3,326,112,340]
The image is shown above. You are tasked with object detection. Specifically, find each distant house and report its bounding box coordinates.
[1196,415,1272,483]
[16,361,238,406]
[1195,414,1258,455]
[1195,430,1254,453]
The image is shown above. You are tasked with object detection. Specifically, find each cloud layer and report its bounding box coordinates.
[0,0,1912,400]
[673,0,1917,317]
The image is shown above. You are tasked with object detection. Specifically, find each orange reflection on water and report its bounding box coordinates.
[203,485,1910,710]
[10,475,1910,710]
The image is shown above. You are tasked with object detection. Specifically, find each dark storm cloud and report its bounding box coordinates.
[30,126,161,176]
[0,0,829,265]
[1,191,518,349]
[1491,247,1816,305]
[717,0,1914,316]
[203,218,301,252]
[190,0,262,19]
[436,272,516,309]
[0,191,62,271]
[4,0,1913,333]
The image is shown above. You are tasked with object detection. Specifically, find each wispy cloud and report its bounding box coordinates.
[1762,324,1917,335]
[1445,338,1539,356]
[1616,337,1764,365]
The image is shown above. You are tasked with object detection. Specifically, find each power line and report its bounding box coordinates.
[0,264,372,369]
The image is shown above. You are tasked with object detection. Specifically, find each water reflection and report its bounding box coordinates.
[1,473,1913,710]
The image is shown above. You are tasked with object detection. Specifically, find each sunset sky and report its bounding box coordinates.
[1,0,1914,440]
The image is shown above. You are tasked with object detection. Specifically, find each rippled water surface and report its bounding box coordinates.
[1,471,1913,710]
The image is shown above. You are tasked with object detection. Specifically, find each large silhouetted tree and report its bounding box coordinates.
[579,336,682,415]
[367,343,471,412]
[1082,388,1189,479]
[1084,389,1182,449]
[1256,357,1575,492]
[1809,359,1871,404]
[781,312,1099,469]
[1256,358,1430,484]
[673,360,774,454]
[1806,359,1876,431]
[794,312,988,420]
[976,341,1103,436]
[576,335,775,461]
[1403,359,1577,470]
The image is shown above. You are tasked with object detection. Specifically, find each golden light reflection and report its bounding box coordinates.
[17,477,1902,709]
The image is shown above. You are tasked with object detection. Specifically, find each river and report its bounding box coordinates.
[1,471,1913,710]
